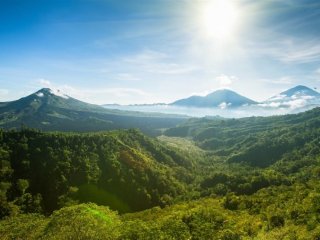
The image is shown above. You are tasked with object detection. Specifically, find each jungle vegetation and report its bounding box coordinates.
[1,107,320,239]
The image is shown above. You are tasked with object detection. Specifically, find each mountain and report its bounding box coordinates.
[0,88,104,113]
[0,88,187,134]
[282,85,320,97]
[171,89,257,108]
[262,85,320,109]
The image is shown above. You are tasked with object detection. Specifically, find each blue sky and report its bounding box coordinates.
[0,0,320,104]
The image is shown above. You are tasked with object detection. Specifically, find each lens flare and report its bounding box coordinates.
[201,0,240,40]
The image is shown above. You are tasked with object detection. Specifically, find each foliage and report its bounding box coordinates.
[0,129,191,215]
[1,108,320,238]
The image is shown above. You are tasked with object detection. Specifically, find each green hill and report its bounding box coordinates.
[0,128,193,215]
[165,107,320,166]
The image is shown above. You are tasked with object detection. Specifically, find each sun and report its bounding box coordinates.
[201,0,240,40]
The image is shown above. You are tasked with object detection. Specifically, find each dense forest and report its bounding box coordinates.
[0,128,194,215]
[1,108,320,239]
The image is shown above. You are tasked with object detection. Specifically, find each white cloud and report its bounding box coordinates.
[258,102,282,108]
[218,102,232,109]
[287,99,309,109]
[261,94,315,109]
[216,75,236,88]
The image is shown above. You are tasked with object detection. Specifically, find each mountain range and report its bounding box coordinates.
[170,85,320,109]
[101,85,320,118]
[0,85,319,133]
[0,88,186,134]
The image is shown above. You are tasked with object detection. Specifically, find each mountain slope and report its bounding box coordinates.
[262,85,320,110]
[0,129,192,214]
[171,89,257,108]
[165,107,320,166]
[280,85,320,98]
[0,88,187,134]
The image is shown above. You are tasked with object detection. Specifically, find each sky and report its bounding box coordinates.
[0,0,320,104]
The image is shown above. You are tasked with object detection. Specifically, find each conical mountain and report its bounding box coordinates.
[171,89,257,108]
[0,88,185,132]
[266,85,320,103]
[0,88,104,113]
[261,85,320,111]
[279,85,320,98]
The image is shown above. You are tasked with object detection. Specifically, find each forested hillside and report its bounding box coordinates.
[165,107,320,166]
[0,129,193,216]
[1,108,320,239]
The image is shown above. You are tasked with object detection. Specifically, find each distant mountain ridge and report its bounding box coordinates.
[280,85,320,97]
[171,89,257,108]
[0,88,186,134]
[266,85,320,101]
[101,85,320,117]
[1,85,320,130]
[262,85,320,110]
[168,85,320,110]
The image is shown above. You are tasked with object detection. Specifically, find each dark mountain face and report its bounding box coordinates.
[0,88,104,114]
[171,89,257,108]
[0,88,186,134]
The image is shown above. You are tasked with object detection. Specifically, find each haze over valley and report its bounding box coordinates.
[103,85,320,117]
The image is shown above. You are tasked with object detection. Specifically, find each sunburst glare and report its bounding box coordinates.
[201,0,241,41]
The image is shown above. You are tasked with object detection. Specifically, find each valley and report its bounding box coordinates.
[1,104,320,239]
